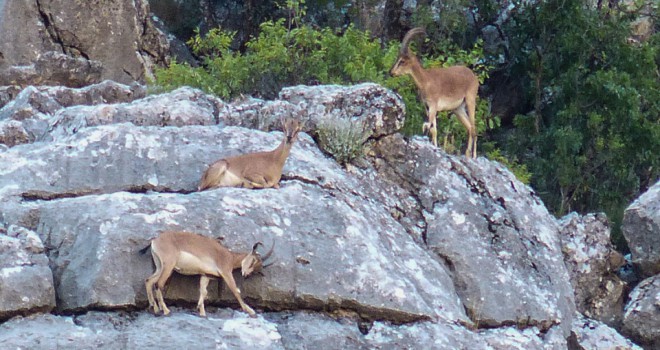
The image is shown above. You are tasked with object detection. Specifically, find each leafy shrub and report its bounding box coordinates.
[484,149,532,184]
[316,117,372,165]
[154,19,495,160]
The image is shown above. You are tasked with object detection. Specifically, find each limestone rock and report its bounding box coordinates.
[0,124,466,322]
[0,81,630,345]
[571,314,642,350]
[278,83,405,139]
[622,275,660,348]
[0,311,282,349]
[622,181,660,278]
[0,81,145,147]
[0,52,102,88]
[0,86,24,109]
[46,87,223,141]
[0,310,570,349]
[371,134,576,335]
[558,212,627,326]
[0,225,55,321]
[0,0,169,85]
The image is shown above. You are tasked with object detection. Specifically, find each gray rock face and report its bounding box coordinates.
[0,310,570,350]
[2,309,644,350]
[571,314,642,350]
[558,213,627,326]
[0,81,639,347]
[0,86,22,109]
[623,181,660,278]
[0,51,103,88]
[0,81,145,147]
[622,275,660,348]
[0,311,282,349]
[1,124,465,322]
[278,84,406,139]
[0,225,55,321]
[0,0,168,84]
[371,135,576,334]
[0,82,404,162]
[45,87,223,141]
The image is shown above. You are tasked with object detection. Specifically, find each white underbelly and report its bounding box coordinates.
[436,98,464,112]
[219,170,245,187]
[175,251,219,276]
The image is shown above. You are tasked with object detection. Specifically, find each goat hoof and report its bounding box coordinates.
[422,123,431,133]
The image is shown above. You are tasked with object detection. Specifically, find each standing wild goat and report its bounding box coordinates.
[390,28,480,158]
[141,231,274,317]
[198,118,302,191]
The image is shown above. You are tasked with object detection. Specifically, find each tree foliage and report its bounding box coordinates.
[499,0,660,248]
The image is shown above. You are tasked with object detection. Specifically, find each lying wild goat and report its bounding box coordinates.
[141,231,274,317]
[390,28,480,158]
[198,118,302,191]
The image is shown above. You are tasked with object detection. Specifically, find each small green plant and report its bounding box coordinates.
[316,117,372,165]
[485,149,532,184]
[152,2,495,158]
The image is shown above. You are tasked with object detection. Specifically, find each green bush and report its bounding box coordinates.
[154,19,497,161]
[500,0,660,250]
[484,149,532,184]
[316,117,372,165]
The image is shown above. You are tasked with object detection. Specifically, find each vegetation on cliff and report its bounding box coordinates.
[153,0,659,249]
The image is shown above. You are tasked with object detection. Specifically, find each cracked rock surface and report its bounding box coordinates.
[0,224,55,320]
[0,310,569,349]
[622,275,660,348]
[623,181,660,279]
[558,212,626,326]
[0,81,642,348]
[0,0,168,85]
[571,314,642,350]
[371,135,575,335]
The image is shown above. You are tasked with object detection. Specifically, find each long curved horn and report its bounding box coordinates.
[400,27,426,55]
[261,241,275,262]
[262,260,277,268]
[252,241,264,254]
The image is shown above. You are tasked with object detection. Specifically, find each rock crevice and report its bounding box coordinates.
[0,81,648,349]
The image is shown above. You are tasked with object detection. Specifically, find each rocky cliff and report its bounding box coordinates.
[0,81,650,349]
[0,0,168,86]
[621,183,660,348]
[0,1,657,348]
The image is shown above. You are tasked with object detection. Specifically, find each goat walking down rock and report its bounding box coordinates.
[141,231,274,317]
